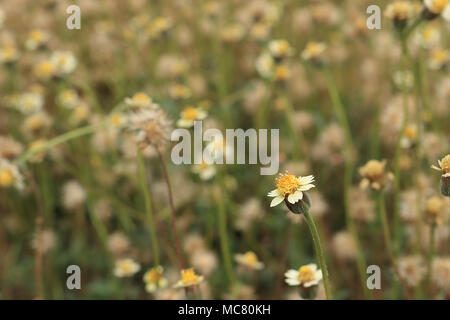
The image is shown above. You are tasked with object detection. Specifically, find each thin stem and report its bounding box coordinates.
[378,192,411,298]
[157,149,185,270]
[138,151,160,266]
[18,123,105,165]
[323,69,369,298]
[303,210,332,300]
[426,223,436,297]
[215,186,235,285]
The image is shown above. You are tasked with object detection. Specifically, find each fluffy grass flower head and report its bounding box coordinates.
[129,108,173,151]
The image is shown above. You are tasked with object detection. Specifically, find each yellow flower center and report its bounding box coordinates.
[361,160,385,179]
[181,268,199,284]
[0,168,14,187]
[426,196,443,215]
[392,2,411,19]
[275,172,300,197]
[243,252,258,266]
[275,65,289,80]
[432,49,448,63]
[404,125,417,140]
[37,61,54,75]
[30,30,43,42]
[429,0,448,13]
[111,114,123,126]
[144,269,161,284]
[441,155,450,174]
[119,261,135,273]
[182,107,198,120]
[306,42,323,56]
[132,93,151,104]
[298,266,315,283]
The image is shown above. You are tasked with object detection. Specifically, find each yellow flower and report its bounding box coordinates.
[385,1,414,21]
[174,268,204,288]
[51,51,77,75]
[143,266,168,293]
[235,251,264,270]
[0,44,19,64]
[58,89,80,109]
[428,48,449,70]
[268,39,294,59]
[274,64,290,82]
[113,258,141,277]
[25,29,48,50]
[301,42,326,62]
[34,60,56,80]
[125,92,155,109]
[425,196,445,225]
[169,84,191,100]
[268,172,315,207]
[425,0,449,14]
[285,264,323,287]
[359,159,393,191]
[0,159,24,190]
[110,113,127,128]
[432,154,450,177]
[177,106,207,128]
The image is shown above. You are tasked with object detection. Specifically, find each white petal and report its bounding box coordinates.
[299,184,315,191]
[267,189,280,197]
[287,191,303,204]
[270,196,284,207]
[315,270,323,281]
[303,280,320,288]
[306,264,317,272]
[284,270,299,278]
[285,279,300,286]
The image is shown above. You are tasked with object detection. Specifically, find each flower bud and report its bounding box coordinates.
[441,175,450,197]
[284,192,312,215]
[298,283,319,300]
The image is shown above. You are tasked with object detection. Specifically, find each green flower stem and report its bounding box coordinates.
[323,69,370,298]
[18,123,106,166]
[138,151,160,267]
[303,210,331,300]
[426,223,436,297]
[377,193,395,266]
[377,192,411,298]
[216,172,236,286]
[402,18,423,40]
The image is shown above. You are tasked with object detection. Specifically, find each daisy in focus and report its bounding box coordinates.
[431,154,450,177]
[268,172,315,208]
[285,264,323,287]
[174,268,204,288]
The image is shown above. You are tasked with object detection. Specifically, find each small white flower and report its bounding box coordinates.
[285,264,323,287]
[113,258,141,277]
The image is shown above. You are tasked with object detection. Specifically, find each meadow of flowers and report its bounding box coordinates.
[0,0,449,300]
